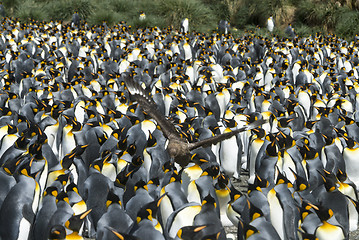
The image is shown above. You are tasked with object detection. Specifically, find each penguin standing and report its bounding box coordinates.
[165,202,202,239]
[219,126,242,179]
[313,203,346,240]
[343,136,359,189]
[72,11,80,28]
[193,194,226,239]
[96,191,133,240]
[238,200,281,240]
[139,11,146,21]
[267,187,285,239]
[0,167,16,210]
[247,128,266,184]
[267,16,274,33]
[63,209,92,239]
[131,194,167,239]
[285,24,296,38]
[0,162,39,240]
[218,20,229,35]
[181,18,189,34]
[125,180,154,221]
[214,174,232,226]
[45,191,74,240]
[32,186,59,240]
[313,170,350,237]
[0,124,19,159]
[159,172,189,226]
[82,170,113,238]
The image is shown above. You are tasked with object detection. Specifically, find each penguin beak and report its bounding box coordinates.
[306,202,319,210]
[80,209,92,219]
[29,156,35,167]
[194,225,207,232]
[106,226,125,239]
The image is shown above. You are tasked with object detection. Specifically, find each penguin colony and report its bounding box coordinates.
[0,16,359,240]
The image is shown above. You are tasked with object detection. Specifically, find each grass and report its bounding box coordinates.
[14,0,48,22]
[44,0,94,22]
[2,0,359,39]
[154,0,218,32]
[336,9,359,38]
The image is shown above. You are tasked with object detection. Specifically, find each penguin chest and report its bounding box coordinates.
[101,163,117,182]
[160,189,174,226]
[248,138,264,184]
[267,189,284,240]
[344,148,359,186]
[74,102,86,124]
[348,199,359,231]
[187,180,201,204]
[44,122,59,148]
[181,165,202,196]
[0,134,18,158]
[281,150,297,184]
[143,149,152,180]
[183,44,192,61]
[215,92,229,118]
[62,131,76,157]
[315,221,345,240]
[167,205,201,239]
[219,135,239,177]
[17,218,32,240]
[215,188,232,226]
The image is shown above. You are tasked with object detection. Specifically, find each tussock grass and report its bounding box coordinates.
[44,0,94,21]
[86,8,120,26]
[154,0,218,32]
[2,0,359,39]
[14,0,48,22]
[335,9,359,38]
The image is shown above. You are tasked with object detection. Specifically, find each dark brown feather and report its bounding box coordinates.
[123,74,183,141]
[188,119,267,150]
[124,74,267,167]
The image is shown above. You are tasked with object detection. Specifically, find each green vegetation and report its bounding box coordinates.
[2,0,359,38]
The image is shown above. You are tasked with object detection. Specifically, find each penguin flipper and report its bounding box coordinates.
[22,203,35,223]
[188,119,266,151]
[123,74,182,141]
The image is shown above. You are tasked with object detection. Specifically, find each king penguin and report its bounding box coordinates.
[247,127,266,184]
[164,202,202,239]
[214,173,232,226]
[32,186,59,240]
[219,125,242,179]
[180,18,189,34]
[267,16,274,33]
[0,160,39,240]
[82,167,113,238]
[0,123,19,159]
[71,11,80,29]
[96,191,134,240]
[343,136,359,189]
[313,203,346,240]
